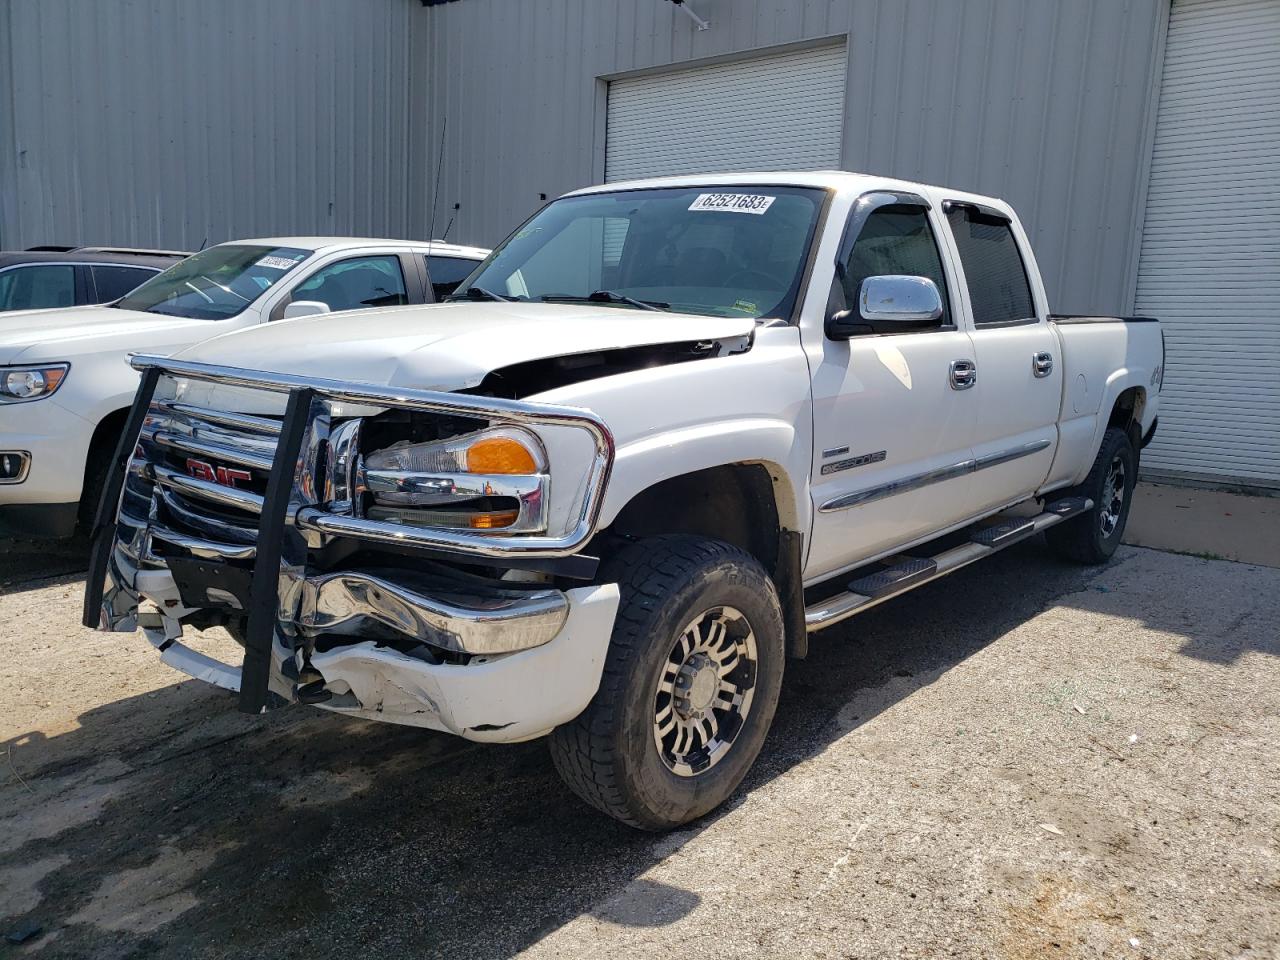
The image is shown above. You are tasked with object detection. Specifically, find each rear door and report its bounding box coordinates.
[941,201,1061,513]
[804,194,979,581]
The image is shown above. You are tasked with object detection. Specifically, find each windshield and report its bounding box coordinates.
[115,244,310,319]
[455,186,826,320]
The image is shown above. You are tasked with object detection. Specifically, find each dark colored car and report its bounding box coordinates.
[0,247,190,313]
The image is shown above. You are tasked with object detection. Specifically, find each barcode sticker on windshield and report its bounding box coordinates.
[688,193,776,215]
[255,255,299,270]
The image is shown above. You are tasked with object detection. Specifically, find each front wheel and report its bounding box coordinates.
[549,536,785,830]
[1046,427,1137,564]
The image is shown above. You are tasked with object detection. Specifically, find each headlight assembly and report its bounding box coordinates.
[0,363,70,403]
[360,426,549,532]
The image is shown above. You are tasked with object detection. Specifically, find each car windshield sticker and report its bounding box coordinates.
[688,193,776,215]
[255,255,302,270]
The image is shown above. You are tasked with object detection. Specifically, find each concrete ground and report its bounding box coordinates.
[1125,482,1279,568]
[1,537,1277,959]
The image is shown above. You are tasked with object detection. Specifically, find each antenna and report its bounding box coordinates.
[199,236,208,251]
[441,203,459,241]
[428,116,447,242]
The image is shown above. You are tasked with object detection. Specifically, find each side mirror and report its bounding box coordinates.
[826,275,943,340]
[281,300,331,320]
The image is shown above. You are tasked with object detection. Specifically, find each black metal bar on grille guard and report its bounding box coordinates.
[240,387,314,713]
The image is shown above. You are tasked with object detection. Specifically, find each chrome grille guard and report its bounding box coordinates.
[84,355,615,714]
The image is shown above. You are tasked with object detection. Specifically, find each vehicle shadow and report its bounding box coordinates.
[0,535,90,596]
[1052,545,1280,665]
[0,543,1164,959]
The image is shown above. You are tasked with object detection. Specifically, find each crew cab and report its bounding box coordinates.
[85,172,1163,830]
[0,237,487,538]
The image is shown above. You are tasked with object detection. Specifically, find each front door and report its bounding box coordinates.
[941,203,1061,514]
[805,198,978,583]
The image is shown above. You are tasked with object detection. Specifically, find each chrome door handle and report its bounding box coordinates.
[1033,352,1054,378]
[949,359,977,391]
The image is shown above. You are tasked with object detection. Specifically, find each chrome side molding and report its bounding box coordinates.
[819,439,1052,513]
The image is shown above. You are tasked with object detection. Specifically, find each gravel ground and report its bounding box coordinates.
[1,540,1277,959]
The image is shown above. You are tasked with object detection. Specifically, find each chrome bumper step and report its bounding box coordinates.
[804,497,1092,633]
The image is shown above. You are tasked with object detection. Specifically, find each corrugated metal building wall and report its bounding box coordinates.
[421,0,1168,314]
[0,0,427,250]
[1,0,1168,314]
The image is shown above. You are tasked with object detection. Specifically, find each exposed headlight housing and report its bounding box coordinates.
[0,363,70,403]
[359,426,549,532]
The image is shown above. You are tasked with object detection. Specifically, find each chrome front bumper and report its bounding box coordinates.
[101,548,620,741]
[294,570,569,656]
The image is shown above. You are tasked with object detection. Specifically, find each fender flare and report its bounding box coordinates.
[597,417,808,534]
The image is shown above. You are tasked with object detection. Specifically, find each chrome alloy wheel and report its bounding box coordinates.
[1100,454,1127,537]
[653,605,758,778]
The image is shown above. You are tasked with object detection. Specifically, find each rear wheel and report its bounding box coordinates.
[1046,427,1137,564]
[549,535,785,830]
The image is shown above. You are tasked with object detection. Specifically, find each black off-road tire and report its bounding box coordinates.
[1046,427,1137,565]
[549,535,785,831]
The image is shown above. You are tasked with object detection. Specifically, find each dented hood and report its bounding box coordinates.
[175,301,754,393]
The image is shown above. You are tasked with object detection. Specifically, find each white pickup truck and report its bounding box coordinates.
[0,237,487,538]
[86,172,1163,830]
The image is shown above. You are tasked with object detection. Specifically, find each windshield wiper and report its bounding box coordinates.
[542,290,670,312]
[447,286,513,303]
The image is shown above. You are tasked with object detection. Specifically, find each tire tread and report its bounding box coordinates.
[550,535,776,829]
[1046,427,1135,564]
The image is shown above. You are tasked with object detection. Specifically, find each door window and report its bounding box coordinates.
[946,207,1035,325]
[91,265,156,302]
[837,206,951,328]
[425,255,478,300]
[0,264,76,311]
[292,255,408,313]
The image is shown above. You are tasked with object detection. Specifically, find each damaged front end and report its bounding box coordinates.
[85,357,619,742]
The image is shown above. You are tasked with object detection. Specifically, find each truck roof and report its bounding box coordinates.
[567,170,1015,218]
[230,237,490,259]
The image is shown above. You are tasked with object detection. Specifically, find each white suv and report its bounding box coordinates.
[0,237,487,538]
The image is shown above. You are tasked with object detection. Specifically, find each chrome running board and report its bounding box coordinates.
[804,497,1091,633]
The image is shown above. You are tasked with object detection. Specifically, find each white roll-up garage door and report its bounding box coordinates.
[605,42,847,182]
[1135,0,1280,488]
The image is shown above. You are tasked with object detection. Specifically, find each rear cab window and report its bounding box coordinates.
[425,255,480,300]
[944,203,1037,327]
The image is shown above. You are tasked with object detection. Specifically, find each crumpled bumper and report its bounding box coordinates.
[101,549,620,742]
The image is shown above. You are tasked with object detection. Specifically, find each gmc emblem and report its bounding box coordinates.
[186,458,252,488]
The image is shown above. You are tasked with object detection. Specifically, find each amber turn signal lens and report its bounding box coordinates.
[466,437,538,475]
[468,510,519,529]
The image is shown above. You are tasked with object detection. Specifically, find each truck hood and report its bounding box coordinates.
[0,304,214,365]
[176,301,755,393]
